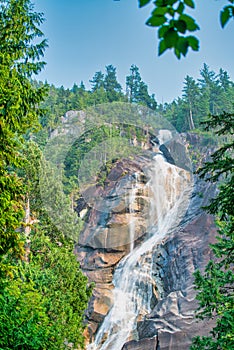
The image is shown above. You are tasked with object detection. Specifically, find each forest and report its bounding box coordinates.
[0,0,233,349]
[37,62,234,139]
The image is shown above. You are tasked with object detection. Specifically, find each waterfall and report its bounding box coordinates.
[128,173,139,252]
[87,154,192,350]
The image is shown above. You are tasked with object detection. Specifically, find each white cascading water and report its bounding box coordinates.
[87,154,192,350]
[128,173,139,252]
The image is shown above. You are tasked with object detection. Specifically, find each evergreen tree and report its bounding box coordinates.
[191,112,234,350]
[0,273,50,349]
[198,63,223,115]
[218,68,232,92]
[0,0,47,272]
[217,68,234,113]
[18,141,92,349]
[138,80,157,110]
[182,75,200,129]
[90,70,105,91]
[104,64,123,102]
[126,64,157,109]
[126,64,142,102]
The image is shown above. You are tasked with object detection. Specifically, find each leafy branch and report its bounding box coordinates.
[139,0,234,58]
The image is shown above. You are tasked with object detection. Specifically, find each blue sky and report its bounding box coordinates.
[34,0,234,103]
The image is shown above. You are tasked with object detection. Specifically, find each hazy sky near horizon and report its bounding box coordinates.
[34,0,234,103]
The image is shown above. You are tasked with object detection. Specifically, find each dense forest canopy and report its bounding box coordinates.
[36,62,234,142]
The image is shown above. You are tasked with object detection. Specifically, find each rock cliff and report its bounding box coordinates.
[75,134,217,349]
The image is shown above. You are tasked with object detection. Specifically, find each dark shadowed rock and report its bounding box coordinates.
[159,144,175,165]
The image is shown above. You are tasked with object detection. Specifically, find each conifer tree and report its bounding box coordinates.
[104,64,123,102]
[191,112,234,349]
[0,0,47,272]
[198,64,223,115]
[90,71,105,91]
[126,64,157,109]
[126,64,142,102]
[182,75,200,129]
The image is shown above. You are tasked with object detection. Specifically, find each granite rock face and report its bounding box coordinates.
[123,213,217,350]
[75,135,217,349]
[76,155,154,342]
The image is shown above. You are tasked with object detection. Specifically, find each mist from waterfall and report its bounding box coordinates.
[87,154,193,350]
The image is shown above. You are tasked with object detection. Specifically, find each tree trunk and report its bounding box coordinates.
[188,103,195,130]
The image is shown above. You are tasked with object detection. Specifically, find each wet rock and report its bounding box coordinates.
[159,144,175,165]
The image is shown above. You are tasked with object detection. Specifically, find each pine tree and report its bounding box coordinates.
[191,112,234,350]
[126,64,142,102]
[0,0,47,272]
[218,68,232,92]
[217,69,234,113]
[198,63,223,115]
[126,64,157,109]
[182,75,200,129]
[15,141,93,349]
[138,80,157,110]
[104,64,123,102]
[90,70,105,91]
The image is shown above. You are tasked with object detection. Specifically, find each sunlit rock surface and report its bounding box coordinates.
[76,155,153,342]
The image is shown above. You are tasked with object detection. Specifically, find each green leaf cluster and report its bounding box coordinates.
[139,0,234,58]
[0,275,50,349]
[220,1,234,28]
[140,0,199,58]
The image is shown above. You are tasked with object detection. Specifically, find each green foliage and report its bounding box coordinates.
[90,71,105,91]
[0,1,95,348]
[139,0,234,58]
[16,141,92,348]
[0,0,47,271]
[126,64,157,109]
[24,230,92,349]
[0,230,93,350]
[191,112,234,349]
[161,64,234,132]
[0,274,50,349]
[64,124,120,180]
[140,0,200,58]
[220,1,234,28]
[104,64,124,102]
